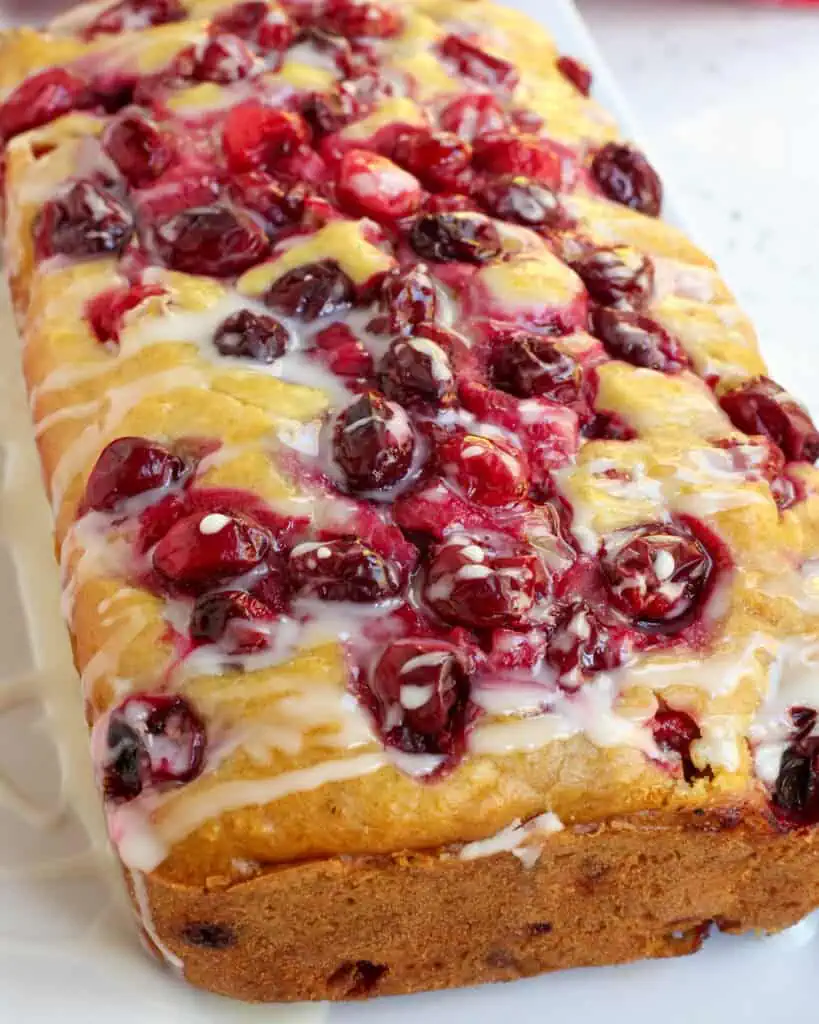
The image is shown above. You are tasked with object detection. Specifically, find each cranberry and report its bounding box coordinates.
[212,309,288,362]
[591,142,663,217]
[379,336,455,407]
[34,181,133,261]
[84,437,187,512]
[211,0,294,50]
[102,694,205,802]
[424,534,545,629]
[774,739,819,825]
[320,0,403,38]
[336,149,421,220]
[601,521,713,631]
[372,265,437,334]
[84,0,185,37]
[392,129,472,192]
[439,34,519,96]
[479,176,567,229]
[301,88,359,136]
[492,334,581,404]
[591,306,690,373]
[556,55,592,96]
[223,102,310,173]
[368,638,472,758]
[177,34,256,84]
[265,259,355,320]
[472,133,562,188]
[439,434,527,507]
[438,93,507,141]
[153,205,269,277]
[153,510,272,588]
[582,411,636,442]
[86,283,164,345]
[410,212,501,264]
[0,69,89,143]
[230,172,307,231]
[651,705,703,782]
[190,589,275,653]
[313,323,374,378]
[719,377,819,464]
[289,538,401,601]
[571,245,654,308]
[103,108,171,187]
[546,599,625,681]
[333,391,415,491]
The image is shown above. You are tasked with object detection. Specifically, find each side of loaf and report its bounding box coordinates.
[3,0,819,1002]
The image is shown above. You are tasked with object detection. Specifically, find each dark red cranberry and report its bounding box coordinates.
[333,392,415,491]
[85,0,185,37]
[582,411,637,442]
[479,176,567,229]
[181,922,236,949]
[211,0,294,50]
[438,93,507,141]
[379,335,455,407]
[591,306,690,373]
[230,172,307,231]
[177,34,256,85]
[774,739,819,825]
[439,34,519,96]
[0,69,89,143]
[265,259,355,320]
[153,205,269,277]
[601,521,713,631]
[392,129,472,192]
[546,599,625,680]
[439,434,527,507]
[84,437,187,512]
[372,265,437,335]
[571,245,654,308]
[35,181,133,260]
[719,377,819,464]
[313,322,374,378]
[103,108,172,187]
[556,55,592,96]
[289,538,401,601]
[300,88,359,136]
[213,309,288,362]
[410,212,501,264]
[492,334,581,404]
[651,705,703,783]
[320,0,403,38]
[591,142,663,217]
[189,589,275,653]
[153,510,272,588]
[336,149,421,220]
[86,283,165,345]
[472,133,562,187]
[222,102,310,172]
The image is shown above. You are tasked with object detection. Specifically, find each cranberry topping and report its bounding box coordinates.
[591,142,663,217]
[492,333,581,404]
[336,149,421,220]
[424,533,545,629]
[379,335,455,407]
[212,1,294,49]
[582,411,636,442]
[84,437,187,512]
[774,738,819,826]
[213,309,289,362]
[333,391,415,491]
[289,537,401,601]
[438,93,507,141]
[102,694,205,802]
[651,704,703,783]
[439,34,519,96]
[103,108,172,187]
[0,69,89,143]
[265,259,355,320]
[556,55,592,96]
[479,176,567,229]
[84,0,185,38]
[86,283,164,345]
[372,265,437,334]
[410,212,501,264]
[301,87,359,136]
[472,133,562,188]
[153,510,272,589]
[439,434,527,507]
[152,205,269,277]
[313,322,374,379]
[719,377,819,464]
[320,0,403,39]
[601,521,713,632]
[230,173,307,232]
[190,589,275,653]
[222,102,311,172]
[591,306,690,373]
[35,181,134,261]
[571,245,654,309]
[392,129,472,192]
[177,35,256,85]
[546,599,625,681]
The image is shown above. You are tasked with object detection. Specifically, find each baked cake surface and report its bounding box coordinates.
[3,0,819,1001]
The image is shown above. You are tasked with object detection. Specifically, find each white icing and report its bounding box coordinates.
[458,812,563,866]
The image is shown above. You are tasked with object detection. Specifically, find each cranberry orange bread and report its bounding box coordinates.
[3,0,819,1003]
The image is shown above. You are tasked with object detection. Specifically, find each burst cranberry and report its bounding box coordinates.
[289,538,401,601]
[190,589,275,653]
[479,175,567,229]
[379,336,455,407]
[556,55,592,96]
[719,377,819,464]
[333,391,415,491]
[35,181,133,261]
[582,411,636,442]
[230,172,307,231]
[492,334,581,404]
[84,0,185,37]
[102,694,205,802]
[301,88,359,135]
[84,437,187,512]
[336,149,421,220]
[313,323,374,378]
[372,265,437,334]
[571,244,654,308]
[0,69,89,143]
[439,434,527,506]
[651,705,702,782]
[223,102,310,172]
[265,259,355,320]
[424,534,545,629]
[177,34,256,84]
[438,93,507,141]
[410,212,501,264]
[153,205,269,277]
[153,510,272,588]
[392,129,472,192]
[439,34,519,96]
[592,306,690,373]
[546,599,625,681]
[211,0,294,50]
[213,309,288,362]
[87,284,166,347]
[472,133,562,187]
[774,738,819,825]
[591,142,663,217]
[103,108,172,187]
[601,521,713,630]
[320,0,403,38]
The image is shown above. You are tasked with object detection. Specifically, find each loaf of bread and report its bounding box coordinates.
[3,0,819,1002]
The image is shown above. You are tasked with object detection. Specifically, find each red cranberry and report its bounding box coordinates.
[774,738,819,825]
[85,283,164,345]
[410,211,501,264]
[190,589,275,653]
[153,510,272,588]
[439,34,519,96]
[571,244,654,308]
[601,521,713,631]
[439,434,527,507]
[719,377,819,464]
[301,88,359,135]
[265,259,355,320]
[379,335,455,407]
[545,599,625,680]
[153,205,269,277]
[177,34,256,84]
[213,309,289,362]
[102,694,205,802]
[336,149,421,220]
[582,411,636,442]
[333,392,415,491]
[424,534,545,629]
[320,0,403,38]
[84,0,185,38]
[556,55,592,96]
[230,172,307,231]
[371,265,437,335]
[222,102,310,172]
[289,538,401,601]
[651,704,703,782]
[591,306,690,373]
[103,108,172,187]
[392,129,472,192]
[211,1,294,50]
[438,93,507,141]
[472,133,562,188]
[369,638,472,758]
[591,142,663,217]
[35,181,133,261]
[0,69,89,143]
[84,437,187,512]
[492,334,581,404]
[313,323,374,378]
[479,176,567,229]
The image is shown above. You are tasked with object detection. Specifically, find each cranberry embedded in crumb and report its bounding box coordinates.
[492,333,581,405]
[153,205,269,277]
[333,391,415,491]
[479,175,567,229]
[591,142,663,217]
[546,599,624,681]
[86,283,165,345]
[222,101,311,172]
[190,589,275,653]
[0,68,89,143]
[320,0,403,39]
[556,55,593,96]
[410,212,501,264]
[336,149,421,220]
[719,376,819,464]
[392,129,472,192]
[153,510,272,588]
[570,244,654,309]
[265,259,355,320]
[379,335,456,407]
[774,738,819,825]
[439,34,519,96]
[591,306,690,373]
[84,0,185,38]
[289,538,401,601]
[35,181,134,261]
[103,108,172,187]
[439,434,527,507]
[472,133,562,188]
[372,265,437,335]
[438,93,508,141]
[651,704,703,782]
[102,693,205,802]
[213,309,289,362]
[84,436,188,512]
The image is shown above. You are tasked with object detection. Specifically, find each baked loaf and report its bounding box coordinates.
[3,0,819,1002]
